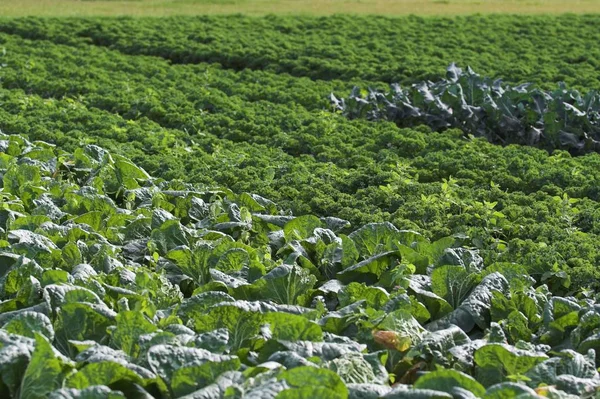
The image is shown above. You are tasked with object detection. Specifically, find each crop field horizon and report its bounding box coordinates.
[2,0,600,17]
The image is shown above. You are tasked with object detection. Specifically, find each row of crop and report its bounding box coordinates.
[1,15,599,89]
[1,133,600,397]
[1,33,600,292]
[2,32,600,195]
[333,64,600,154]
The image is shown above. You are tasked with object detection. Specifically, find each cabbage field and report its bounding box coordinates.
[2,14,600,398]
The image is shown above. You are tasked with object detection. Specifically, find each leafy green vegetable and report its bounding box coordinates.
[2,13,600,395]
[19,334,73,399]
[413,369,486,397]
[334,65,600,154]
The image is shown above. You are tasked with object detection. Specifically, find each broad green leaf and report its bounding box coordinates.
[151,209,177,230]
[348,222,403,257]
[414,369,485,397]
[408,278,453,321]
[44,284,103,308]
[502,310,532,343]
[483,382,538,399]
[8,229,58,256]
[490,289,542,332]
[72,212,104,232]
[381,386,453,398]
[283,215,322,241]
[327,352,388,385]
[214,248,250,272]
[171,356,241,397]
[474,343,548,386]
[337,251,399,283]
[54,303,115,357]
[19,334,73,399]
[577,332,600,359]
[431,265,478,309]
[2,311,54,341]
[241,264,316,306]
[459,273,509,330]
[10,215,52,232]
[374,310,426,351]
[194,302,263,350]
[0,331,35,396]
[48,386,127,399]
[340,235,359,269]
[110,310,157,358]
[146,344,240,396]
[415,236,457,266]
[1,256,43,296]
[62,242,83,267]
[166,245,210,285]
[525,349,598,393]
[151,220,189,255]
[278,367,348,398]
[193,329,229,353]
[571,310,600,350]
[428,272,509,333]
[177,292,235,323]
[41,269,71,287]
[347,384,391,399]
[3,164,41,196]
[483,263,534,292]
[276,386,347,399]
[65,362,146,389]
[407,325,470,367]
[264,312,323,341]
[538,297,582,346]
[437,247,483,272]
[338,283,390,309]
[113,156,150,189]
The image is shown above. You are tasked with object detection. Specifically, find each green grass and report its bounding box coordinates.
[3,0,600,17]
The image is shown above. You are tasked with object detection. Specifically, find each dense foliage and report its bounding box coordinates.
[0,22,600,292]
[1,14,600,397]
[2,134,600,398]
[333,64,600,154]
[1,15,600,88]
